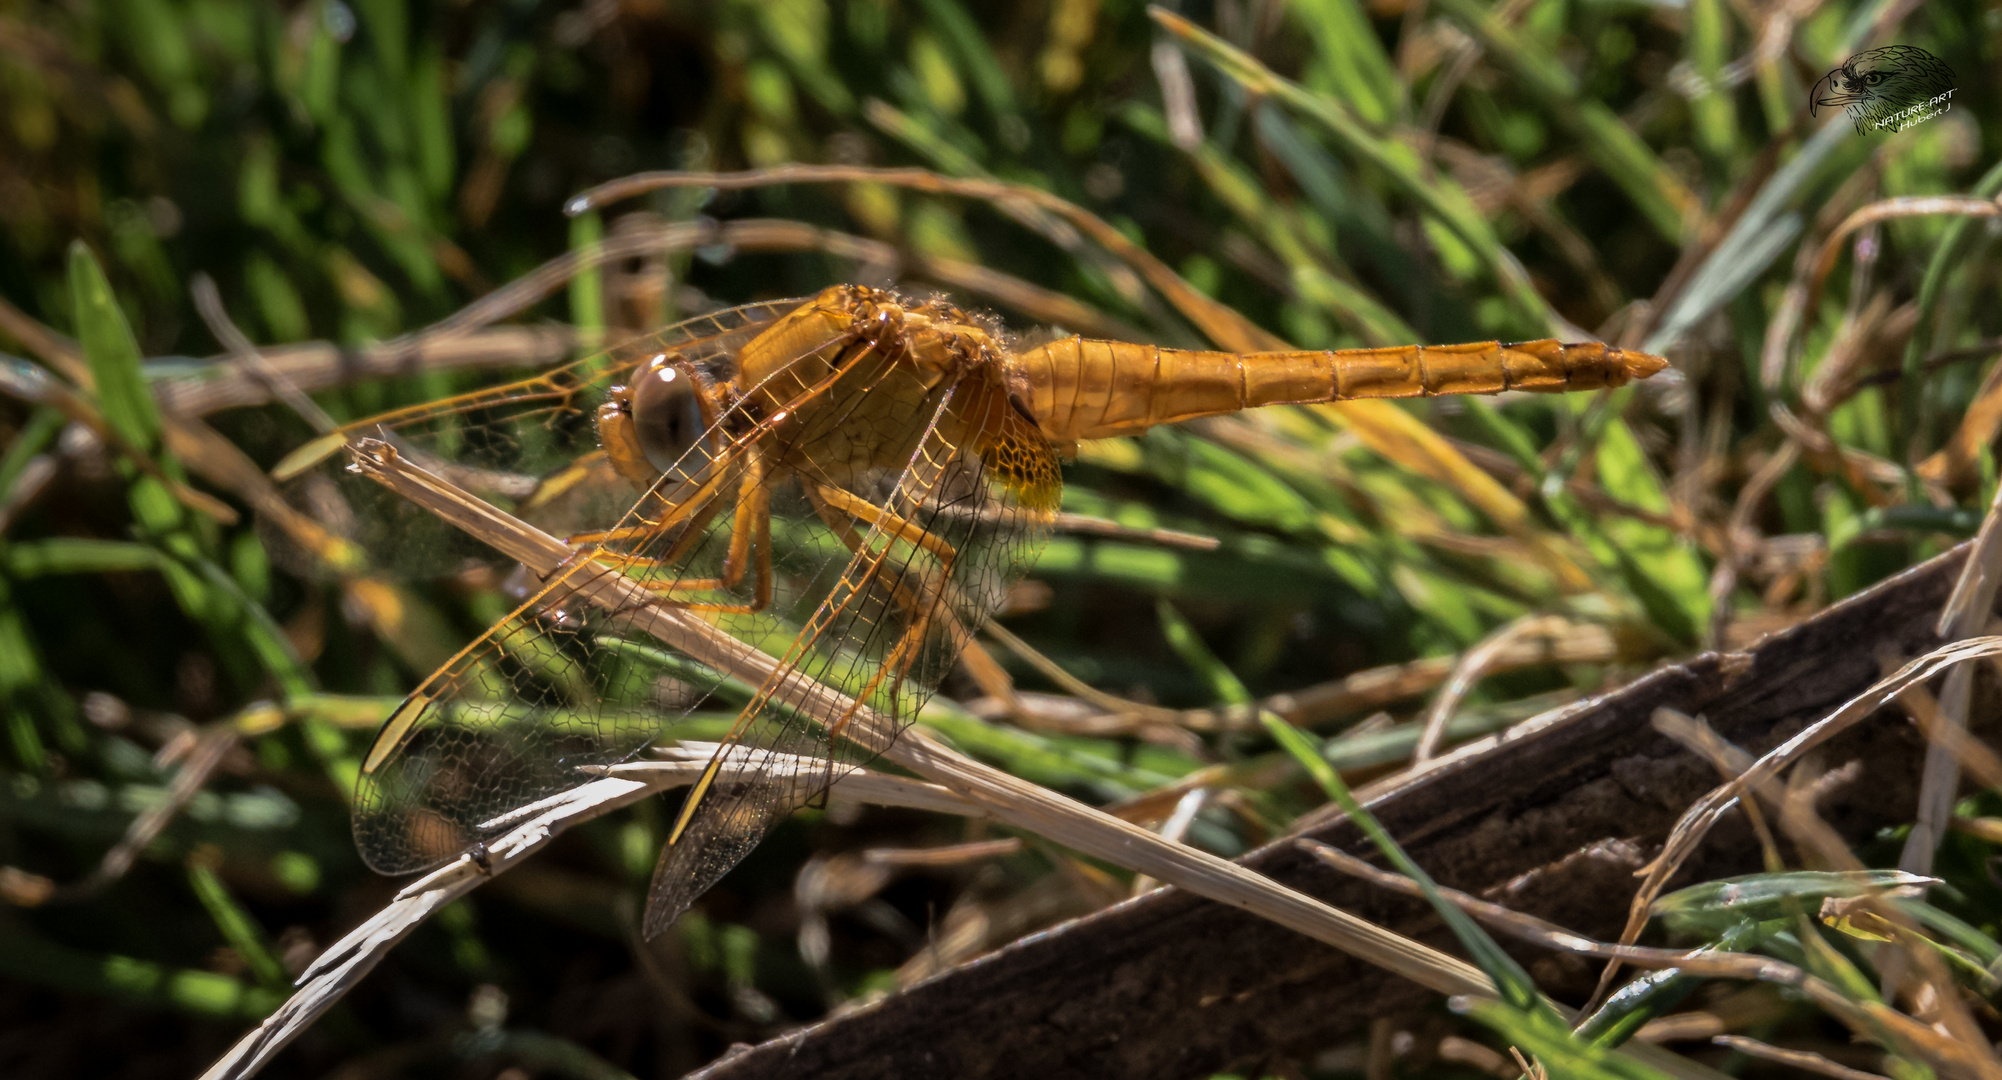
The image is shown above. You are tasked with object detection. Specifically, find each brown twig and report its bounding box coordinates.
[567,165,1285,353]
[1178,621,1627,733]
[150,326,578,417]
[38,724,241,903]
[1804,196,2002,323]
[190,273,337,434]
[1413,615,1571,762]
[1711,1036,1891,1080]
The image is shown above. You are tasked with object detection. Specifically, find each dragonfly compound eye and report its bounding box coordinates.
[629,357,712,476]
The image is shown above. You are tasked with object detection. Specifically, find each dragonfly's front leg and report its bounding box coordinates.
[565,456,737,550]
[607,443,774,615]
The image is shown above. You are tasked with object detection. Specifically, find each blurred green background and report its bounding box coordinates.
[3,0,2001,1077]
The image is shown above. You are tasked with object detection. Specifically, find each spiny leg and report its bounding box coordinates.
[621,442,775,616]
[559,440,770,610]
[566,457,737,548]
[803,482,971,742]
[812,483,957,564]
[559,456,739,593]
[591,488,732,593]
[804,484,1019,703]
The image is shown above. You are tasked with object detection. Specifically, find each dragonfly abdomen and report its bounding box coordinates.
[1014,336,1668,442]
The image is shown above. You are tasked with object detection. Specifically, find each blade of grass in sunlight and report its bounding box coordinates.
[1261,713,1670,1080]
[1149,7,1558,335]
[1430,0,1693,243]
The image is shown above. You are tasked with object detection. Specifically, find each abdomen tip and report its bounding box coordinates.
[1621,350,1670,380]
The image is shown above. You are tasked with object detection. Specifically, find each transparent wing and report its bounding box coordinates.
[637,363,1060,936]
[266,299,804,580]
[344,287,1059,938]
[347,296,851,875]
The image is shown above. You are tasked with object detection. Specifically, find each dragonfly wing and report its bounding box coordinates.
[352,562,681,872]
[640,369,1060,936]
[350,300,865,875]
[347,287,1064,931]
[266,299,806,581]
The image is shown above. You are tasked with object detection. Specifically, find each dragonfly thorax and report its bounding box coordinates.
[725,287,1009,485]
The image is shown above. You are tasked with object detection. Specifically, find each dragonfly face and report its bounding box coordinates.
[598,353,719,491]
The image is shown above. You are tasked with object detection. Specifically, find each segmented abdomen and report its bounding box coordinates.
[1013,337,1668,443]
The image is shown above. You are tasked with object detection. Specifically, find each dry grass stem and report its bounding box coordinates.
[1901,482,2002,877]
[1710,1036,1892,1080]
[1131,787,1210,896]
[431,216,1142,344]
[29,724,242,903]
[1806,197,2002,317]
[569,168,1246,345]
[1618,635,2002,952]
[858,837,1024,868]
[153,326,577,417]
[1047,511,1221,550]
[1414,615,1571,762]
[1180,622,1625,733]
[190,273,338,434]
[198,752,981,1080]
[1649,708,1784,872]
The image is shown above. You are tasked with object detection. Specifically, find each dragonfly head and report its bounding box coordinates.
[598,353,715,490]
[629,354,714,475]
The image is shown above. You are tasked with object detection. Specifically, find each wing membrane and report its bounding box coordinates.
[348,298,848,874]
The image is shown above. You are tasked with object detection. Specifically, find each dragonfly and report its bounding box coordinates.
[280,283,1666,936]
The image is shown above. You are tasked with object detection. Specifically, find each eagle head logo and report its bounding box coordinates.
[1812,46,1956,133]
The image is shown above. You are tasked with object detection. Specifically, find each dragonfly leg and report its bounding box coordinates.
[810,483,958,565]
[564,457,736,548]
[804,483,966,742]
[587,490,732,594]
[517,449,611,517]
[802,494,1021,708]
[804,484,939,616]
[825,556,953,743]
[613,443,774,616]
[802,482,1009,699]
[561,451,767,604]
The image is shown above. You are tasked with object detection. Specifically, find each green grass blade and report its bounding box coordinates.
[1654,870,1938,937]
[1158,598,1253,706]
[187,858,290,991]
[69,242,164,455]
[1258,711,1553,1018]
[569,210,606,354]
[1151,8,1556,334]
[1432,0,1690,243]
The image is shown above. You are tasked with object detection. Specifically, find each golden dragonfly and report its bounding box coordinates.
[281,284,1665,936]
